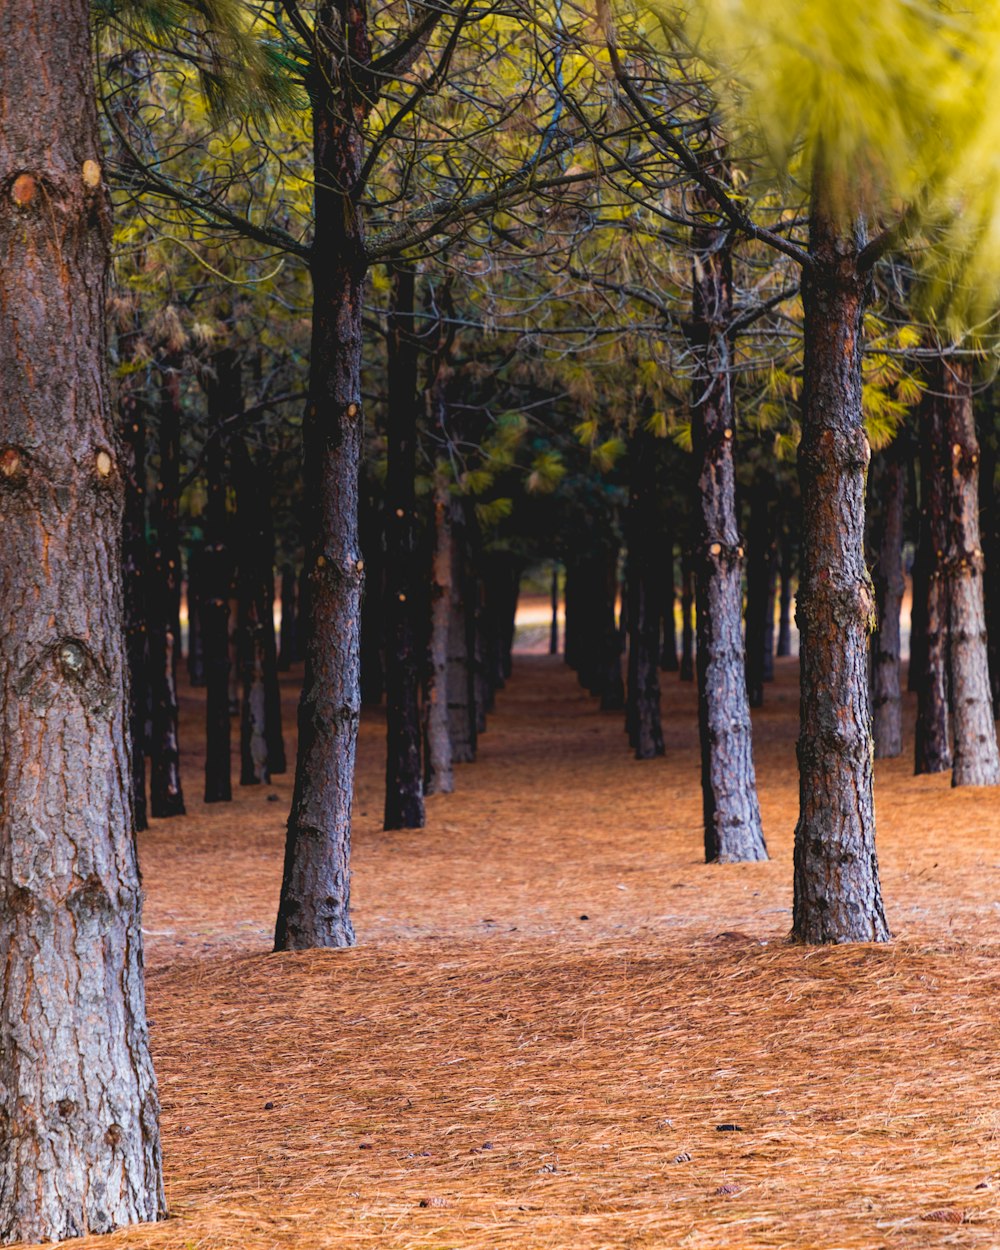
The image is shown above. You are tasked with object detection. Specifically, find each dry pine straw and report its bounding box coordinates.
[47,648,1000,1250]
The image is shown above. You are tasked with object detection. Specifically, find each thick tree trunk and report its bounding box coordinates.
[383,262,425,830]
[202,426,232,804]
[978,408,1000,716]
[275,5,369,949]
[870,441,905,759]
[625,427,664,759]
[915,385,953,774]
[424,470,455,795]
[679,550,695,681]
[791,187,888,944]
[119,344,149,832]
[689,204,766,862]
[0,3,165,1238]
[938,357,1000,786]
[148,360,185,818]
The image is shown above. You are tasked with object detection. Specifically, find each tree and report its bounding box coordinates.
[0,0,164,1239]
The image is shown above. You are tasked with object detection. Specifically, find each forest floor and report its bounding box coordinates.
[61,629,1000,1250]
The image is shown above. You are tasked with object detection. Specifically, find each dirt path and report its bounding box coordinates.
[61,655,1000,1249]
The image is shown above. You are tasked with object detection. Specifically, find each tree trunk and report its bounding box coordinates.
[148,359,185,818]
[776,522,794,657]
[275,3,370,949]
[447,495,478,764]
[202,423,232,804]
[914,384,953,774]
[871,441,905,759]
[938,356,1000,786]
[0,3,165,1237]
[625,427,664,759]
[383,262,425,830]
[424,470,455,795]
[791,183,888,944]
[599,545,625,711]
[233,437,271,787]
[278,565,297,671]
[744,471,773,709]
[679,549,695,681]
[689,201,767,862]
[659,523,679,671]
[977,404,1000,716]
[549,563,559,654]
[186,543,206,687]
[119,340,149,832]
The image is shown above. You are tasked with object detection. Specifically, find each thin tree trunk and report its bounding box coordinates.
[689,194,767,862]
[744,471,773,708]
[599,545,625,711]
[871,441,906,759]
[447,496,478,764]
[383,261,425,830]
[938,356,1000,786]
[424,469,454,795]
[660,523,679,671]
[148,359,185,818]
[915,384,953,774]
[549,563,559,654]
[275,2,370,949]
[233,437,270,787]
[625,426,664,759]
[792,178,888,944]
[0,4,164,1236]
[776,522,794,657]
[680,550,695,681]
[186,544,206,686]
[202,425,232,803]
[119,341,149,832]
[278,565,297,671]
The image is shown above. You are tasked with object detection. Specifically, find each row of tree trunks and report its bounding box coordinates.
[870,438,906,759]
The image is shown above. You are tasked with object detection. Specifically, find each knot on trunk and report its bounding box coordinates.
[701,538,744,568]
[14,637,115,717]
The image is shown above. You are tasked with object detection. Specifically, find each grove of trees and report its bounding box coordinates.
[5,0,1000,1240]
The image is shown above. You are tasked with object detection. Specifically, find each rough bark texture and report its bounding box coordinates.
[275,1,371,950]
[424,471,455,796]
[914,385,953,774]
[148,361,185,817]
[383,262,425,830]
[937,357,1000,787]
[870,443,905,760]
[0,3,165,1238]
[689,207,767,863]
[791,189,889,945]
[978,411,1000,717]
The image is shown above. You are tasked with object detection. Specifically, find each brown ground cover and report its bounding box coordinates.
[54,644,1000,1250]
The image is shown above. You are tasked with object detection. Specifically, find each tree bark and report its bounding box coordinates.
[679,549,695,681]
[148,359,185,818]
[424,470,455,795]
[977,404,1000,716]
[938,357,1000,786]
[870,440,905,759]
[0,3,165,1237]
[447,495,478,764]
[383,261,425,830]
[914,384,953,774]
[118,338,149,832]
[625,427,664,759]
[275,1,371,950]
[791,183,889,944]
[689,201,767,862]
[201,421,232,804]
